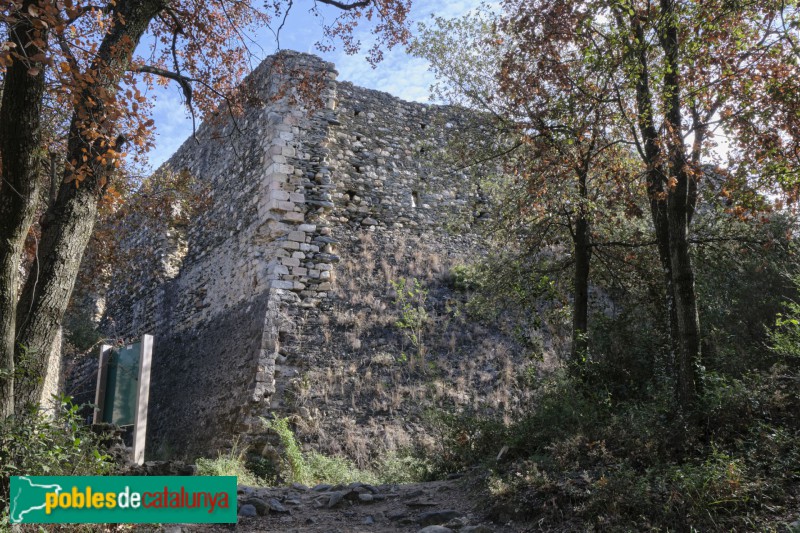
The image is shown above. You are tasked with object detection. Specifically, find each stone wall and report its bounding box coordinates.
[66,50,511,460]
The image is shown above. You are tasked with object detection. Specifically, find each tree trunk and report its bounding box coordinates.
[13,0,165,411]
[651,183,680,378]
[661,0,701,408]
[0,0,48,418]
[571,170,591,363]
[668,198,701,408]
[629,3,701,411]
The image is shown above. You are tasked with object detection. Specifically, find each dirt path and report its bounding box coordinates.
[184,476,524,533]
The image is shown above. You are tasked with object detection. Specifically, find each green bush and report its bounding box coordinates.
[448,264,483,291]
[391,277,430,360]
[263,417,431,486]
[426,361,800,530]
[0,397,114,520]
[195,439,263,486]
[379,452,433,484]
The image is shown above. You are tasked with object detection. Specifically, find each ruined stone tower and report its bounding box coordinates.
[68,50,507,461]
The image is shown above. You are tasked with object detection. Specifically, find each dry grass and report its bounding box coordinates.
[292,228,538,469]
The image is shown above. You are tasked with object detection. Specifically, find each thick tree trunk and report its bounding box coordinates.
[0,0,48,418]
[668,200,700,408]
[661,0,701,408]
[14,192,98,409]
[629,2,702,411]
[13,0,165,411]
[651,187,680,375]
[571,171,591,363]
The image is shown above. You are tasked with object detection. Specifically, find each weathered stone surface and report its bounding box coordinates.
[418,527,454,533]
[238,504,257,517]
[327,491,349,508]
[241,497,270,516]
[267,498,289,514]
[66,49,486,461]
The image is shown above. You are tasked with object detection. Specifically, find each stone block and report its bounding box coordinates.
[282,212,304,222]
[269,190,291,202]
[271,265,289,275]
[266,199,295,212]
[288,231,306,242]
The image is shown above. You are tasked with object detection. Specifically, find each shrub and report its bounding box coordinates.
[263,417,431,486]
[448,264,483,291]
[391,277,430,361]
[0,397,114,520]
[264,417,312,484]
[195,439,263,486]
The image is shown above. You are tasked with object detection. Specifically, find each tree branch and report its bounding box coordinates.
[592,239,658,248]
[316,0,370,10]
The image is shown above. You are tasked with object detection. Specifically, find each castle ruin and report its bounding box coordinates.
[67,50,519,461]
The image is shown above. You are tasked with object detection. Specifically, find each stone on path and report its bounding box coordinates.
[418,509,464,526]
[241,497,269,516]
[238,504,257,517]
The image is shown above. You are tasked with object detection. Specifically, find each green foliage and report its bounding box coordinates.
[426,362,800,530]
[695,215,799,375]
[263,418,431,486]
[448,264,483,291]
[771,306,800,358]
[391,277,429,359]
[0,397,114,515]
[378,452,432,484]
[587,309,670,401]
[264,417,312,485]
[303,452,377,486]
[768,274,800,361]
[195,439,263,486]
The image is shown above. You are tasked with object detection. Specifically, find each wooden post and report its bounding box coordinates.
[132,334,153,465]
[93,344,111,424]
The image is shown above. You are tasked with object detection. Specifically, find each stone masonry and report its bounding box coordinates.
[69,50,492,460]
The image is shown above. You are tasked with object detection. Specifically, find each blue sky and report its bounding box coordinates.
[144,0,482,169]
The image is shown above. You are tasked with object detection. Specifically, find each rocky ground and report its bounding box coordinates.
[182,476,522,533]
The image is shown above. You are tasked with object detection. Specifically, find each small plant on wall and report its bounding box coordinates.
[391,277,430,367]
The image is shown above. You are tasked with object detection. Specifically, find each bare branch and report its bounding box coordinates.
[316,0,370,10]
[131,64,198,137]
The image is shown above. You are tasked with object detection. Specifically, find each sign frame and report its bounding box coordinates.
[93,334,153,465]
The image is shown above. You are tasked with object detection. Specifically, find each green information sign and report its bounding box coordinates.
[94,335,153,464]
[102,343,141,426]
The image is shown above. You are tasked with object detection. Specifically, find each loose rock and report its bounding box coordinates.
[241,497,269,516]
[418,510,464,526]
[238,504,257,517]
[267,498,289,514]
